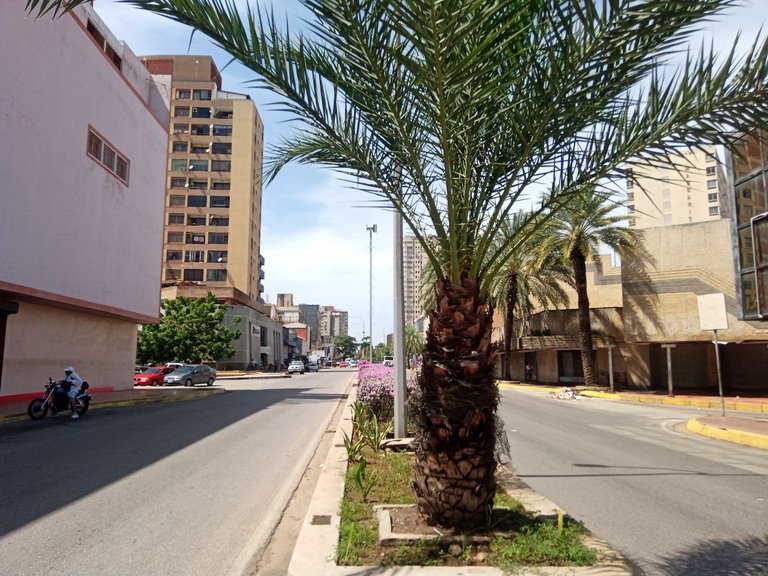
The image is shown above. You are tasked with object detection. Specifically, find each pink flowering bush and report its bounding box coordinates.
[356,360,417,423]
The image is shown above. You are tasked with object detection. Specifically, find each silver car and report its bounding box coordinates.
[287,361,305,374]
[163,364,216,387]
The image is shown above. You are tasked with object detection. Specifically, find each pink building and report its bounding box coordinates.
[0,4,169,397]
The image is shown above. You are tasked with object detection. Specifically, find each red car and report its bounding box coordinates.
[133,366,175,386]
[338,360,348,368]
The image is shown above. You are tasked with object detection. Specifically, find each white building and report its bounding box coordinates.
[0,3,169,397]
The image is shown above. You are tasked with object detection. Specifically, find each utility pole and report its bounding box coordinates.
[366,224,377,363]
[393,212,407,438]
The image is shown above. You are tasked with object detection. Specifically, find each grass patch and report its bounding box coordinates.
[337,446,598,569]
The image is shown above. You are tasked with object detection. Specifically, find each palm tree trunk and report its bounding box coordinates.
[570,249,596,386]
[413,272,499,529]
[502,273,518,381]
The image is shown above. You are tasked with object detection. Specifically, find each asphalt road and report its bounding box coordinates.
[0,371,352,576]
[499,387,768,576]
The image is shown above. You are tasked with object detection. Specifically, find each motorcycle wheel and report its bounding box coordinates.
[27,398,48,420]
[76,399,90,416]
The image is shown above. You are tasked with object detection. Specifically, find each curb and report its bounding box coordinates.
[687,418,768,451]
[287,391,634,576]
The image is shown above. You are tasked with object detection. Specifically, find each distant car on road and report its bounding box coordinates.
[306,362,318,372]
[134,366,175,387]
[348,360,358,368]
[337,360,348,368]
[287,360,305,374]
[383,356,394,367]
[163,364,216,387]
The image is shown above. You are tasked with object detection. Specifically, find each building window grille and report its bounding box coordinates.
[86,128,129,184]
[175,89,191,100]
[707,179,718,189]
[183,269,204,281]
[193,89,212,100]
[709,206,719,216]
[167,232,183,243]
[168,214,184,225]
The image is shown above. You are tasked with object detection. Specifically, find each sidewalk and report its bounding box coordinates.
[500,381,768,451]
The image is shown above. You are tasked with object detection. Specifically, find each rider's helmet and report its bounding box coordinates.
[64,366,74,374]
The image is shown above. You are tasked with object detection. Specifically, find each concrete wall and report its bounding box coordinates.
[3,302,137,396]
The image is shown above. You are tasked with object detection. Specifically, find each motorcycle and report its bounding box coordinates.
[27,378,91,420]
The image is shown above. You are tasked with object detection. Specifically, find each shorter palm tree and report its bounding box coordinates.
[541,192,638,386]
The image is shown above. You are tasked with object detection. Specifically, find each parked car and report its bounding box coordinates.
[287,360,305,374]
[163,364,216,386]
[348,360,358,368]
[135,366,151,374]
[165,362,185,369]
[306,362,318,372]
[383,356,394,367]
[133,366,175,387]
[338,360,349,368]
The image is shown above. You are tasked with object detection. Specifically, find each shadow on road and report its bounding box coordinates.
[0,384,347,537]
[652,535,768,575]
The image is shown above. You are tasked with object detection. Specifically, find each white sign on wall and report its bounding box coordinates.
[697,293,728,331]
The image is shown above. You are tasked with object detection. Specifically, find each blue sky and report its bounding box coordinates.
[89,0,766,343]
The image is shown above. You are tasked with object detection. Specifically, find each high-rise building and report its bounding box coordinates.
[141,55,265,302]
[319,306,348,344]
[403,235,429,325]
[626,146,725,229]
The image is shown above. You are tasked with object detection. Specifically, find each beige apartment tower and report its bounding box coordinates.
[626,146,725,229]
[403,235,428,325]
[142,55,265,302]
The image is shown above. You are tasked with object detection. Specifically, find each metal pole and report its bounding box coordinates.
[661,344,676,397]
[366,224,377,363]
[607,344,615,393]
[393,212,407,438]
[713,329,726,416]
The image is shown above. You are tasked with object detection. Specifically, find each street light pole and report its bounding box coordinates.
[366,224,377,362]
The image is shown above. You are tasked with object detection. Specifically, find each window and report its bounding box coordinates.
[627,205,635,213]
[168,214,184,225]
[167,232,183,243]
[662,201,671,212]
[742,188,753,200]
[191,124,210,136]
[172,142,188,153]
[173,123,189,134]
[193,89,212,100]
[169,195,185,207]
[187,195,207,207]
[175,89,191,100]
[707,179,718,189]
[709,206,719,216]
[708,193,718,203]
[628,218,636,227]
[706,166,716,176]
[626,192,634,201]
[210,196,230,208]
[187,215,206,226]
[626,180,633,189]
[207,269,227,281]
[191,144,209,153]
[212,181,231,190]
[186,232,206,244]
[184,250,205,263]
[86,20,121,69]
[171,159,189,171]
[166,250,182,261]
[663,215,672,224]
[174,107,190,117]
[209,216,229,226]
[706,153,716,164]
[211,142,232,154]
[188,160,209,172]
[211,160,231,172]
[208,250,228,263]
[188,180,207,190]
[662,188,671,198]
[214,110,233,119]
[191,107,211,118]
[170,177,186,188]
[208,233,229,244]
[86,128,129,184]
[166,269,182,281]
[183,269,204,282]
[213,125,232,136]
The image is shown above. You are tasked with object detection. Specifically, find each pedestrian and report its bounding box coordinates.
[525,361,534,383]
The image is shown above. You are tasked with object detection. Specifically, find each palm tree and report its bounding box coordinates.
[404,324,425,364]
[489,212,572,381]
[541,192,639,386]
[28,0,768,529]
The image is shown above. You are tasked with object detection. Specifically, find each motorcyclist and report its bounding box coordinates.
[61,366,83,419]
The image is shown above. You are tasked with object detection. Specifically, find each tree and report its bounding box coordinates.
[373,342,392,363]
[136,292,240,365]
[332,334,357,360]
[541,193,639,386]
[29,0,768,529]
[488,212,572,381]
[404,325,425,362]
[358,336,371,360]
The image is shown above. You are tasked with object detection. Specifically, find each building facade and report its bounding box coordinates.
[403,235,429,325]
[627,146,725,229]
[141,55,265,303]
[319,306,349,344]
[0,3,169,396]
